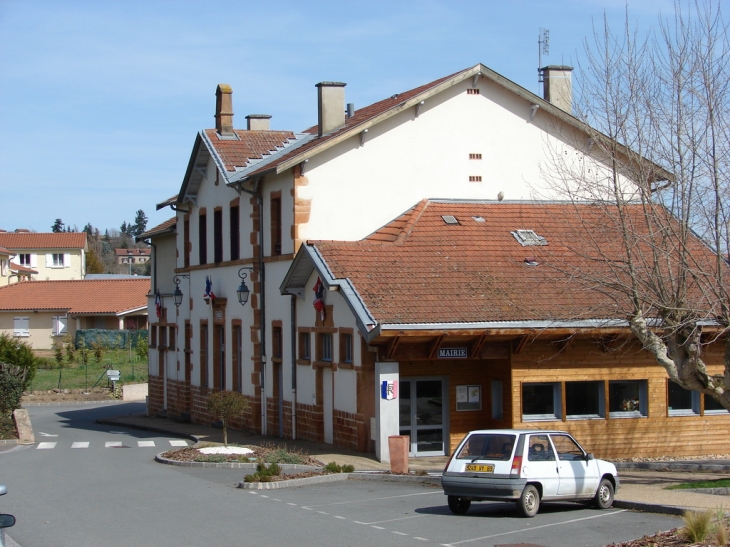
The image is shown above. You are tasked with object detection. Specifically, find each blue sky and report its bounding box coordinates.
[0,0,678,234]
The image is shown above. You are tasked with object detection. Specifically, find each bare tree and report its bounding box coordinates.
[544,1,730,409]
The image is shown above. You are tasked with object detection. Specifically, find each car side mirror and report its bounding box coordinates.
[0,514,15,529]
[585,453,594,461]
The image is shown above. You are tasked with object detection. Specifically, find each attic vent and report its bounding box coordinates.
[524,257,539,266]
[511,229,547,246]
[442,215,459,225]
[469,153,482,160]
[467,88,480,95]
[469,176,482,182]
[472,216,485,222]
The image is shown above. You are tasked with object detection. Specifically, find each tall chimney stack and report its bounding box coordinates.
[246,114,271,131]
[215,84,234,136]
[316,82,346,137]
[541,66,573,114]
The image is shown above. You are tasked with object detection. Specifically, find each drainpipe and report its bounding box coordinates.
[239,179,267,435]
[290,295,297,439]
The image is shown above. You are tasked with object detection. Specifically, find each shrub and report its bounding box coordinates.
[0,364,25,415]
[680,509,713,543]
[207,390,249,446]
[323,462,354,474]
[263,447,306,465]
[0,333,36,392]
[134,337,148,361]
[193,454,227,463]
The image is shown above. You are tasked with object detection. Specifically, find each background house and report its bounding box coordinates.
[0,278,149,349]
[115,247,151,265]
[142,62,688,459]
[0,230,87,282]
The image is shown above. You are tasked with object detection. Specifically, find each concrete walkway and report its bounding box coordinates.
[96,412,730,515]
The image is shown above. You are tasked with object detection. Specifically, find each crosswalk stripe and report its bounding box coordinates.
[37,442,57,449]
[105,441,122,448]
[137,440,156,447]
[71,442,90,449]
[169,440,188,447]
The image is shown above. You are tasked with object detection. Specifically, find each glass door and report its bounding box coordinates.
[399,378,446,456]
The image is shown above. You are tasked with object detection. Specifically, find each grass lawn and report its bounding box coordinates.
[666,478,730,490]
[30,349,148,392]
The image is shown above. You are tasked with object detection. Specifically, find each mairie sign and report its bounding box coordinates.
[438,348,468,359]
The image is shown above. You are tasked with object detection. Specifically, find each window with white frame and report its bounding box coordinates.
[668,380,699,416]
[19,253,31,266]
[609,380,647,417]
[522,382,561,421]
[704,394,728,415]
[48,253,65,267]
[566,381,605,419]
[52,316,67,336]
[13,316,29,337]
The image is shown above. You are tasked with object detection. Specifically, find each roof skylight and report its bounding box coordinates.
[511,229,547,246]
[442,215,459,225]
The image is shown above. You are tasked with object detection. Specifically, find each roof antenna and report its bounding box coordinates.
[538,28,549,90]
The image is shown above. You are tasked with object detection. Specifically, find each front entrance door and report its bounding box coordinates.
[399,378,447,456]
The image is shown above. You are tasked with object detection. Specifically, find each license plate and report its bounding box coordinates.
[465,464,494,473]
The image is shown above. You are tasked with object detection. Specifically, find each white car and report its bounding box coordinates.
[441,429,619,517]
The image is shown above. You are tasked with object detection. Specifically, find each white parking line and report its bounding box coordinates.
[71,442,90,449]
[392,531,408,536]
[334,516,346,520]
[105,441,122,448]
[36,442,56,449]
[371,526,385,530]
[358,514,427,525]
[137,440,156,447]
[414,537,428,541]
[169,440,188,447]
[303,491,440,509]
[443,510,628,546]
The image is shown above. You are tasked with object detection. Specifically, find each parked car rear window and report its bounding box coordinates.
[456,434,515,461]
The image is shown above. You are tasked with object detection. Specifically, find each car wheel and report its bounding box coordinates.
[517,485,540,518]
[593,478,614,509]
[447,495,471,515]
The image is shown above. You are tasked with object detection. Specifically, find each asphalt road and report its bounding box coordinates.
[1,402,683,547]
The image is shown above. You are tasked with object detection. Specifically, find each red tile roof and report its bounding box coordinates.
[309,201,721,325]
[0,279,149,314]
[9,263,38,274]
[204,129,298,172]
[0,232,87,250]
[114,248,151,257]
[138,217,176,240]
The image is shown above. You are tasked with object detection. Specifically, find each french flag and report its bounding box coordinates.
[313,277,325,321]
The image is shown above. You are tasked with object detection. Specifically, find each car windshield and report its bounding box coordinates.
[456,434,516,461]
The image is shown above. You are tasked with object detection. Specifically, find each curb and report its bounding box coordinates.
[237,472,442,490]
[22,399,125,407]
[239,473,350,490]
[0,439,19,446]
[615,462,730,473]
[613,500,688,516]
[154,452,322,472]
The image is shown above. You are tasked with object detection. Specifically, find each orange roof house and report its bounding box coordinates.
[0,278,149,349]
[0,231,88,283]
[281,200,729,460]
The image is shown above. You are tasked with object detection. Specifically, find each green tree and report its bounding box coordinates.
[132,209,148,238]
[207,390,249,446]
[51,218,64,233]
[0,334,37,415]
[86,250,105,274]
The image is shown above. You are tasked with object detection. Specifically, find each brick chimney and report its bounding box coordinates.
[541,66,573,114]
[246,114,271,131]
[215,84,234,136]
[316,82,346,137]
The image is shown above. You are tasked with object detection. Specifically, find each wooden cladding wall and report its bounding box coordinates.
[400,358,512,454]
[511,338,730,460]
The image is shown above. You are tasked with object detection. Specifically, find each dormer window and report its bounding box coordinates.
[511,229,547,246]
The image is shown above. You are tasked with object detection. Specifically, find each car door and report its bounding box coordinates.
[523,434,560,498]
[550,433,599,496]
